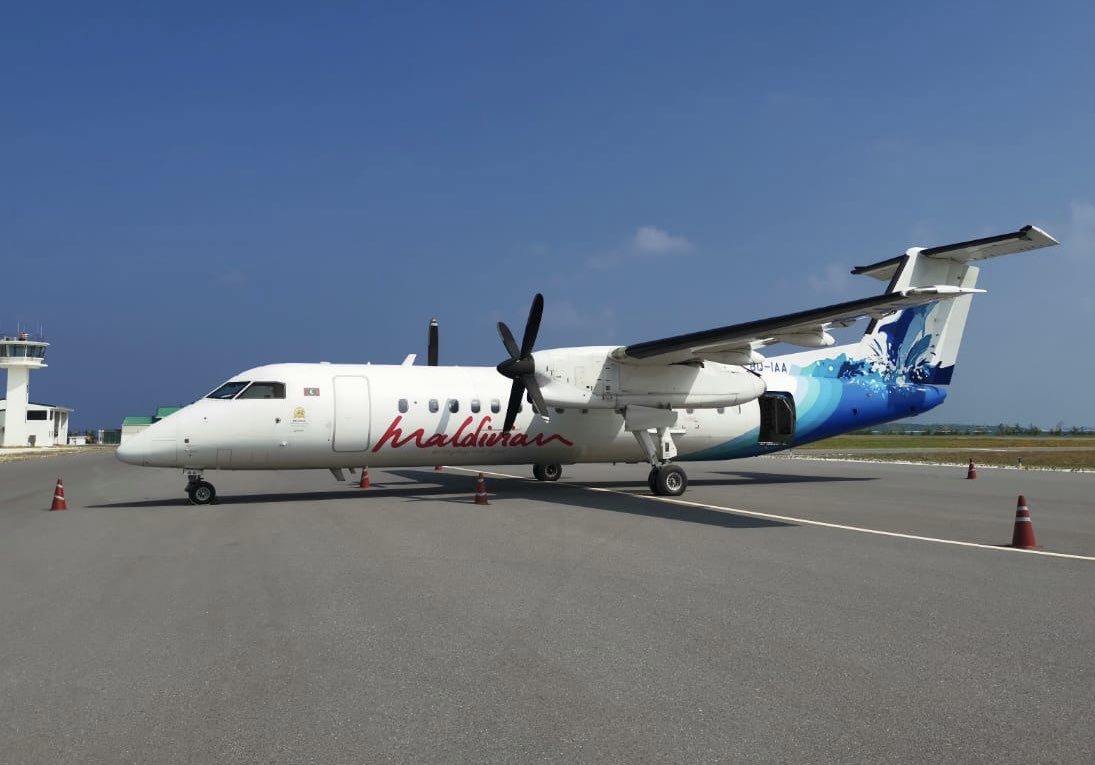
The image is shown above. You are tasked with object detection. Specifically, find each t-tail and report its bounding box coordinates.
[849,225,1057,385]
[766,225,1059,448]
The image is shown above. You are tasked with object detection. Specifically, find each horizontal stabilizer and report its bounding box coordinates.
[853,225,1058,282]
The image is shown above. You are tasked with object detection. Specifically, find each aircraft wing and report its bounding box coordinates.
[611,286,982,366]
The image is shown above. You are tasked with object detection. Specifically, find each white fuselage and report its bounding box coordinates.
[117,358,765,471]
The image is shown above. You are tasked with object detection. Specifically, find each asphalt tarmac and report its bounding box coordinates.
[2,452,1092,764]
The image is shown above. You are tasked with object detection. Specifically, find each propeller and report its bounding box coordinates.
[496,293,548,432]
[427,318,439,366]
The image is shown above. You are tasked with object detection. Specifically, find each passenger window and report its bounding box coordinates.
[237,382,286,399]
[429,399,439,413]
[449,399,459,413]
[398,399,408,413]
[490,399,500,413]
[471,399,480,413]
[207,381,250,399]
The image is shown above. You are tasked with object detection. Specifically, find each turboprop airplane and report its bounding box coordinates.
[118,225,1057,504]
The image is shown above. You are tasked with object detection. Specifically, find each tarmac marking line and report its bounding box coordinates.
[450,467,1095,563]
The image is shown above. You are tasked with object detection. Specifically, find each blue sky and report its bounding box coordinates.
[2,1,1093,430]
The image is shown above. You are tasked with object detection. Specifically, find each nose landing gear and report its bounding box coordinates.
[186,473,217,505]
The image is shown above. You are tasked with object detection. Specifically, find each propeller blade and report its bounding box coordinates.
[502,378,524,433]
[497,321,520,360]
[427,318,439,366]
[519,293,544,358]
[497,294,548,431]
[523,375,548,417]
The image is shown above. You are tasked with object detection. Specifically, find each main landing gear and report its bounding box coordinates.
[623,405,689,497]
[533,463,563,482]
[186,473,217,505]
[647,463,688,497]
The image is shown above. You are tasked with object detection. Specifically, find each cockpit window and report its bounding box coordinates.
[236,382,286,399]
[207,381,250,399]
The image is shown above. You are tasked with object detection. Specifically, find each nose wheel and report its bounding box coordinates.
[186,476,217,505]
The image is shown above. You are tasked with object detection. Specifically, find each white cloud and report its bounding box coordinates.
[543,299,617,340]
[762,91,798,109]
[1066,200,1095,262]
[585,225,694,269]
[807,262,853,295]
[633,225,694,255]
[1061,200,1095,319]
[585,251,619,270]
[216,269,248,288]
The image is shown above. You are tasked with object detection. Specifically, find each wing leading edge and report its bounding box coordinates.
[613,286,983,366]
[614,224,1059,367]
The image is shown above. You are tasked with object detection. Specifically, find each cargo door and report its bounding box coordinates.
[758,392,796,444]
[333,376,371,452]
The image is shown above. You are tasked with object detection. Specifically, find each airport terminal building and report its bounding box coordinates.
[0,400,72,447]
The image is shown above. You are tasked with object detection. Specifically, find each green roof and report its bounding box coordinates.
[122,416,154,426]
[155,406,181,418]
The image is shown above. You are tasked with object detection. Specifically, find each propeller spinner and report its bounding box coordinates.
[496,293,549,433]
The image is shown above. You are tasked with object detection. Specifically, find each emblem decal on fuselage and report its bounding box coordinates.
[304,387,320,396]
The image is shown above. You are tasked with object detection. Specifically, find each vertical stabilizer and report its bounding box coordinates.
[852,225,1057,385]
[859,253,979,385]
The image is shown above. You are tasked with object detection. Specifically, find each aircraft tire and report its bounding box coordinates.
[187,480,217,505]
[653,464,687,497]
[533,463,562,482]
[647,467,658,493]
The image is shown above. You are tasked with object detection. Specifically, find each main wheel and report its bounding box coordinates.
[187,480,217,505]
[533,463,563,482]
[653,464,687,497]
[647,467,658,493]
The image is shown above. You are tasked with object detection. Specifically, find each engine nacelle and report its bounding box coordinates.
[536,347,767,410]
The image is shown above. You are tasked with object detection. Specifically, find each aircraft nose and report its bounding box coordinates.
[116,420,178,466]
[115,438,139,464]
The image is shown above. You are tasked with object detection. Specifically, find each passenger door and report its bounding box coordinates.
[333,376,371,452]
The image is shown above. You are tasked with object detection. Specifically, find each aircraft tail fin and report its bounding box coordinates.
[853,226,1057,385]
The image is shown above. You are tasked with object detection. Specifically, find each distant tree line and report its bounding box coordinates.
[850,422,1091,436]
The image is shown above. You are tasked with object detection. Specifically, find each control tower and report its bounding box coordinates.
[0,332,49,447]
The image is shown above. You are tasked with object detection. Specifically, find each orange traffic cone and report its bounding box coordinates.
[358,468,370,489]
[1010,495,1038,549]
[50,478,68,511]
[967,459,977,479]
[473,472,489,505]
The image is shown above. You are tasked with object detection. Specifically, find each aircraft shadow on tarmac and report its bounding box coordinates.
[89,469,793,530]
[385,470,793,529]
[704,471,879,485]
